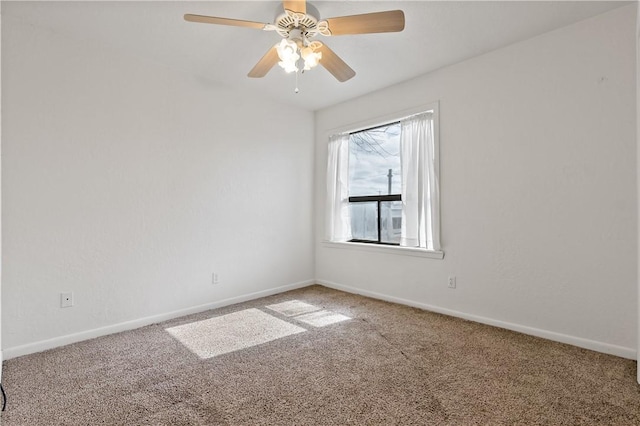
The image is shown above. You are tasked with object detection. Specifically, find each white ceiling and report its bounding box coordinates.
[2,1,630,111]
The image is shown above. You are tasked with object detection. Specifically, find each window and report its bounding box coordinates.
[326,105,441,252]
[348,122,402,245]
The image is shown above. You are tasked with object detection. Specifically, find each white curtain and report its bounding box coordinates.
[400,113,440,250]
[326,133,352,242]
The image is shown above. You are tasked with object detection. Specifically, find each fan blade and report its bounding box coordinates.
[248,46,280,78]
[325,10,405,36]
[317,44,355,82]
[283,0,306,14]
[184,14,267,30]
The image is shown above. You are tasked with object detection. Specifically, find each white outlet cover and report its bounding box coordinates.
[448,277,456,288]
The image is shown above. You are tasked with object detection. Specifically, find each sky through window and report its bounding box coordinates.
[348,123,401,196]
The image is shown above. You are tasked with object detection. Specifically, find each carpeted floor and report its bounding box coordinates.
[2,285,640,425]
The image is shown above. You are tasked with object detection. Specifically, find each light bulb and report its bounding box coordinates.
[301,46,322,71]
[279,60,299,73]
[278,40,296,59]
[276,39,300,73]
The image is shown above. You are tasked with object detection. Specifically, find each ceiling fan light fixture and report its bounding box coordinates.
[276,38,300,73]
[186,1,405,83]
[301,46,322,70]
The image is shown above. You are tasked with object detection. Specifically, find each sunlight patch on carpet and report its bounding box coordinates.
[295,310,351,327]
[265,300,322,317]
[165,308,306,359]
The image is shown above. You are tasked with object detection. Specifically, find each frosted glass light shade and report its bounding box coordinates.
[276,39,300,73]
[301,46,322,71]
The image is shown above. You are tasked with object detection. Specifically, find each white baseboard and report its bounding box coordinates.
[3,279,315,360]
[6,278,635,362]
[317,279,637,360]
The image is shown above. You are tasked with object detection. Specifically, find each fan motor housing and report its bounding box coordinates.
[275,11,318,37]
[274,2,332,40]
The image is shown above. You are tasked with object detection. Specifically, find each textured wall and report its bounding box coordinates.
[2,17,314,354]
[315,6,637,357]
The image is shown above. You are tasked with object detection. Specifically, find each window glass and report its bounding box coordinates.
[348,202,378,241]
[348,124,401,197]
[380,201,402,244]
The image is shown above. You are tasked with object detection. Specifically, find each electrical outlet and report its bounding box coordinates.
[448,276,456,289]
[60,292,74,308]
[212,273,219,285]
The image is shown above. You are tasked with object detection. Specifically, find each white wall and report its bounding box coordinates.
[316,5,637,358]
[1,17,315,357]
[0,2,3,377]
[636,0,640,381]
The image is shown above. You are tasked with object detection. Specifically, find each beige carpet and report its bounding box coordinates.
[2,285,640,425]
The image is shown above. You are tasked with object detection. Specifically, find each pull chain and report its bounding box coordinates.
[295,70,300,94]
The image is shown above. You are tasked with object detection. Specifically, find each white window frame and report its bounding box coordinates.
[323,102,443,259]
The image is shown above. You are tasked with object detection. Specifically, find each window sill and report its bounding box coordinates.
[321,241,444,259]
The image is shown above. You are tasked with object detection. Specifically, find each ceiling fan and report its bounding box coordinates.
[184,0,405,83]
